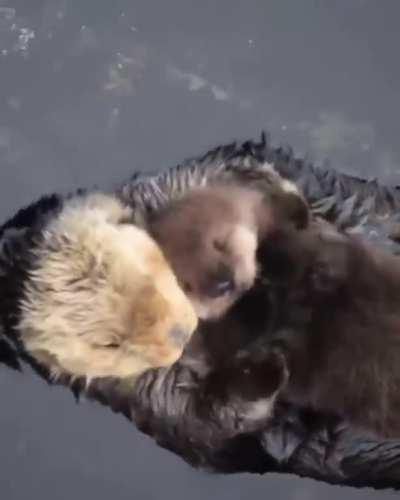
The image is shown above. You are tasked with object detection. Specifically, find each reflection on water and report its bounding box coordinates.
[1,1,400,499]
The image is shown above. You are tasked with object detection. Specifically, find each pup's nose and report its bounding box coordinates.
[211,279,234,297]
[168,325,192,348]
[207,268,235,298]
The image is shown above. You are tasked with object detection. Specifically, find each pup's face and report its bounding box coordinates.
[159,221,258,321]
[150,187,265,320]
[18,195,198,381]
[150,178,310,321]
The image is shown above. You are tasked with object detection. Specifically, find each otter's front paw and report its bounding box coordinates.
[232,348,289,401]
[207,347,289,403]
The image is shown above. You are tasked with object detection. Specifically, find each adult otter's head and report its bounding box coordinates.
[16,194,198,382]
[149,182,309,321]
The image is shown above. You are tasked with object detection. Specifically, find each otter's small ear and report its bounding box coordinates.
[266,190,310,230]
[279,192,310,230]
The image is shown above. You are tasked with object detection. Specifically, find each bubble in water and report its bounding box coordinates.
[14,27,35,53]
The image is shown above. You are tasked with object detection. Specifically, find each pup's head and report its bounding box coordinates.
[149,184,304,320]
[17,194,198,382]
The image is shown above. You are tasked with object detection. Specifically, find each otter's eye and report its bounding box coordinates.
[183,282,193,293]
[103,342,121,349]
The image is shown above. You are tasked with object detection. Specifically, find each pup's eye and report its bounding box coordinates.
[182,281,193,293]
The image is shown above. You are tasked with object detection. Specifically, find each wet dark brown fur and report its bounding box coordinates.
[258,218,400,438]
[144,177,400,439]
[148,183,308,320]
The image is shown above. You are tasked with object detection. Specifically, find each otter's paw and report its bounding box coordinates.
[232,348,289,401]
[215,348,289,429]
[207,347,289,404]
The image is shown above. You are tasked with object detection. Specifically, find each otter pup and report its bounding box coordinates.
[148,182,309,320]
[13,193,198,383]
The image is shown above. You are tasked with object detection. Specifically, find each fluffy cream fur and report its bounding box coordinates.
[16,193,198,382]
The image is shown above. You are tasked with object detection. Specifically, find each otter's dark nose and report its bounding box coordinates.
[168,326,192,348]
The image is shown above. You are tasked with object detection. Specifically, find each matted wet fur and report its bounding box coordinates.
[253,217,400,438]
[108,134,400,486]
[14,193,198,382]
[143,175,400,440]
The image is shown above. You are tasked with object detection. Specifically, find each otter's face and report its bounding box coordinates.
[18,196,198,382]
[149,186,266,321]
[157,221,258,321]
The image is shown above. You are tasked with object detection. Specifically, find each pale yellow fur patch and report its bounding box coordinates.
[17,193,198,382]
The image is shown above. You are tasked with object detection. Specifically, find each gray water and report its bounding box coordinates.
[1,1,399,498]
